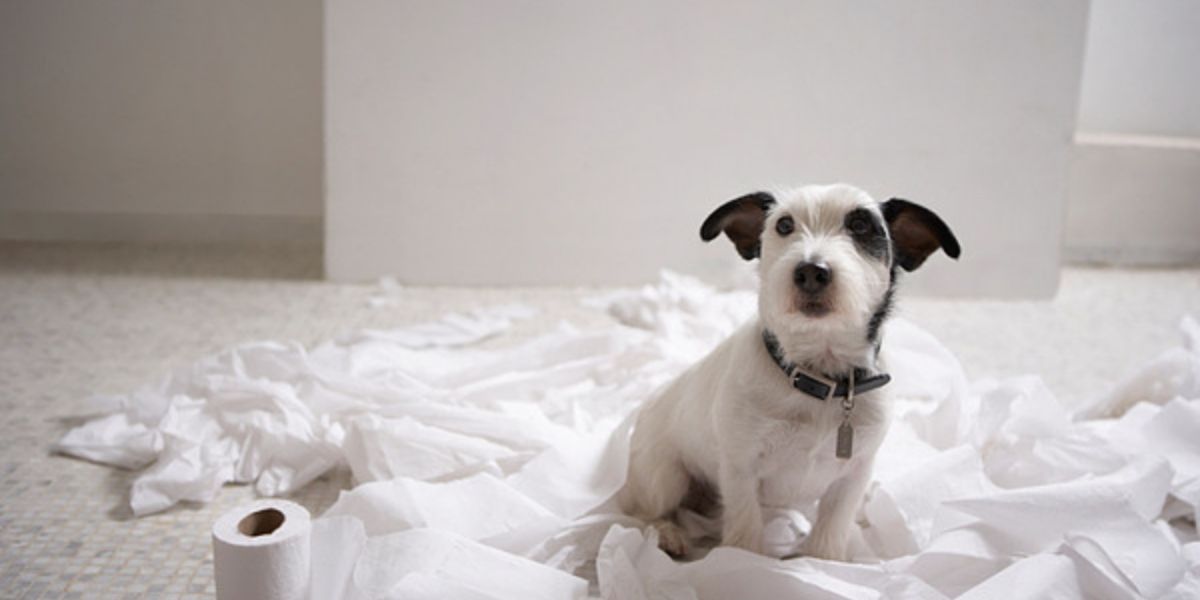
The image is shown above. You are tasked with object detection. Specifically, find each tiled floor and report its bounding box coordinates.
[1,241,1197,598]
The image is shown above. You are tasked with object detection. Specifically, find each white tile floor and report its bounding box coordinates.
[0,241,1197,598]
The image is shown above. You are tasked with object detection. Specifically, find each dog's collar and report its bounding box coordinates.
[761,329,891,401]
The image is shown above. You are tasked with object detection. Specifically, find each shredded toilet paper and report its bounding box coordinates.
[57,272,1200,599]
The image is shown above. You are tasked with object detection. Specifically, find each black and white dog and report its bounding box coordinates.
[617,183,960,560]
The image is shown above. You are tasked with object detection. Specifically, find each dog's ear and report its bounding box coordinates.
[699,192,775,260]
[881,198,961,271]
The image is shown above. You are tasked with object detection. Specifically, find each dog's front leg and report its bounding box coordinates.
[718,458,764,553]
[801,455,874,561]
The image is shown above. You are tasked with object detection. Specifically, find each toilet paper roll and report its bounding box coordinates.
[213,499,312,600]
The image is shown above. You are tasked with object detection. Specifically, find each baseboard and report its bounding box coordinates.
[1064,245,1200,267]
[0,210,322,244]
[1064,132,1200,267]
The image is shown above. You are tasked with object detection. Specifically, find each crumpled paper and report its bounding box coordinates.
[57,272,1200,598]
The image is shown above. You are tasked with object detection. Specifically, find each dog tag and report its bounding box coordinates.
[836,421,853,459]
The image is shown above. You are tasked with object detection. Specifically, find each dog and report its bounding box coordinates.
[617,183,960,561]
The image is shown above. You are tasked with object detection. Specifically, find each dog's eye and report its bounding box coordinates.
[775,216,794,236]
[848,215,871,235]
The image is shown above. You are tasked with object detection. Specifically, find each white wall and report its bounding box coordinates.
[1065,0,1200,265]
[1076,0,1200,138]
[0,0,323,243]
[326,1,1089,297]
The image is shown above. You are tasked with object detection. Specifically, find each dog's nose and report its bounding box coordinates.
[793,262,832,294]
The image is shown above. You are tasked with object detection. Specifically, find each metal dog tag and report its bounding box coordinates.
[836,420,854,459]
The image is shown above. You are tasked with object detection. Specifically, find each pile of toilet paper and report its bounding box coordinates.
[57,272,1200,598]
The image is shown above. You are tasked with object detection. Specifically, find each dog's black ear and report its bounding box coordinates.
[699,192,775,260]
[881,198,961,271]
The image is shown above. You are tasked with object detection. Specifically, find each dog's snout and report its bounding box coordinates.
[793,262,832,294]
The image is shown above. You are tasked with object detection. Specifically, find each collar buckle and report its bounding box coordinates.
[791,369,839,401]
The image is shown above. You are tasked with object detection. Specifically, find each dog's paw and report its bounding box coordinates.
[799,530,849,562]
[651,519,690,558]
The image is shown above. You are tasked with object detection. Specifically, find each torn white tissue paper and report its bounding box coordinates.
[862,444,996,558]
[596,525,696,600]
[354,528,587,600]
[53,412,161,469]
[322,472,566,552]
[57,272,1200,598]
[1077,315,1200,420]
[310,516,369,600]
[944,457,1184,598]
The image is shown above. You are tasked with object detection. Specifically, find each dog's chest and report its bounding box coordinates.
[754,411,850,506]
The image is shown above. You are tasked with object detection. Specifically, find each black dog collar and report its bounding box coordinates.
[761,329,891,401]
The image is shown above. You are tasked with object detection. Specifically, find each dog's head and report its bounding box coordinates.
[701,183,959,368]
